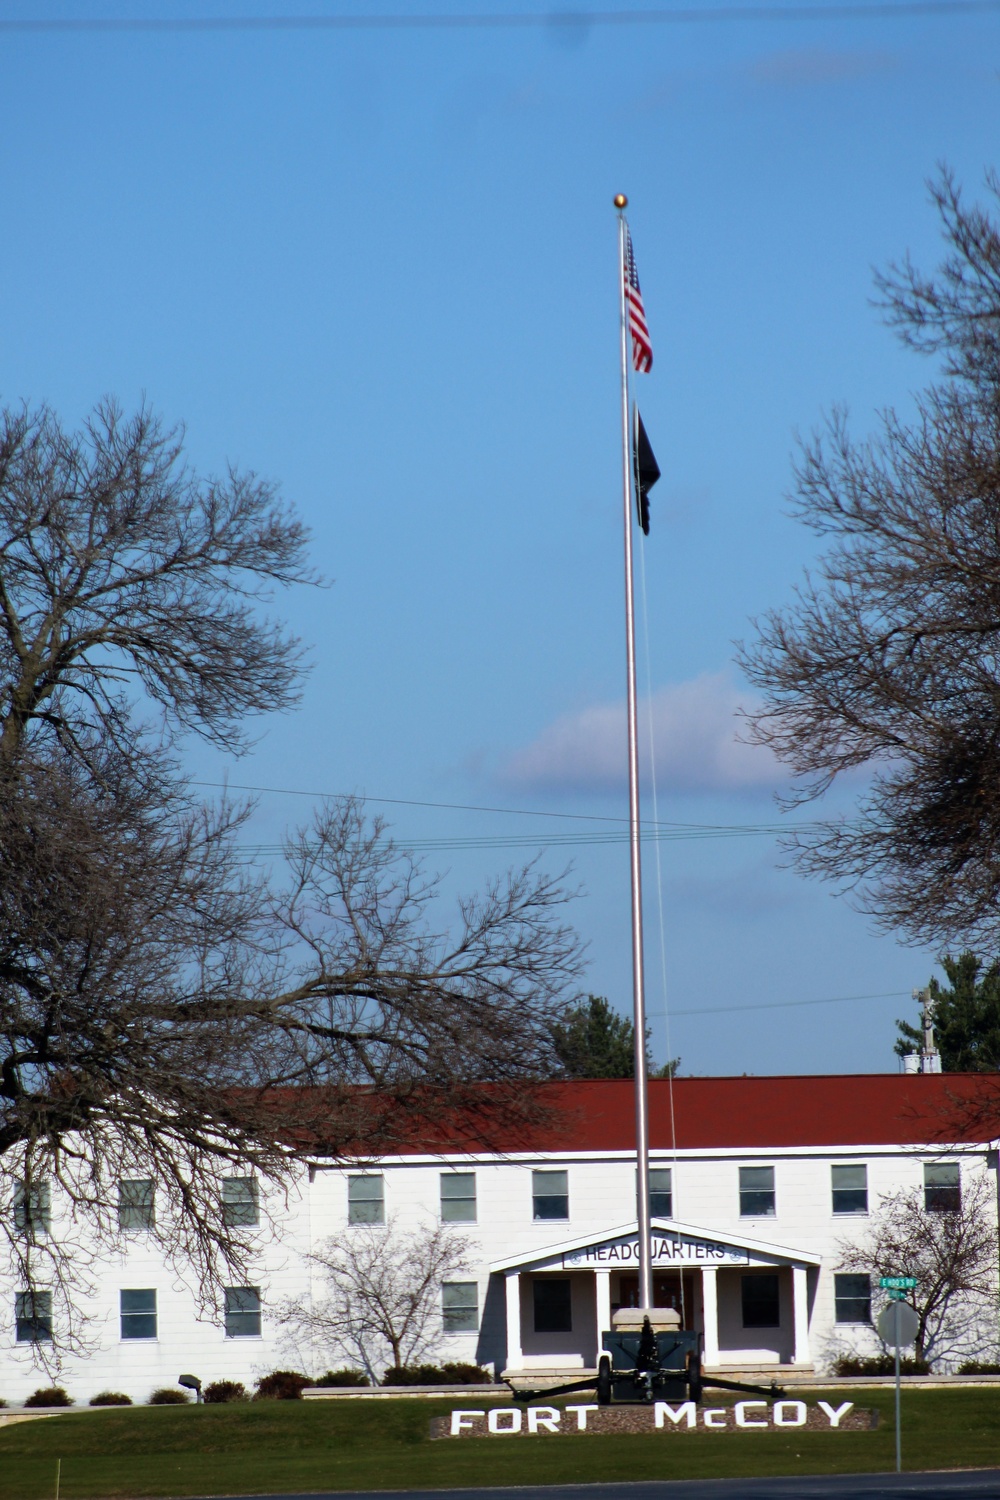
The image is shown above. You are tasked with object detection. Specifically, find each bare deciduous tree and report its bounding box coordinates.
[280,1218,476,1382]
[838,1174,998,1365]
[0,399,312,771]
[0,401,584,1354]
[739,169,1000,949]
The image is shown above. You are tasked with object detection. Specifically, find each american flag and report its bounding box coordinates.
[624,226,653,374]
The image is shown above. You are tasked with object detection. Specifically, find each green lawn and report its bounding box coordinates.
[0,1389,997,1500]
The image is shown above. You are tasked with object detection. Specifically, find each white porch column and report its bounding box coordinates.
[594,1270,612,1364]
[701,1266,720,1368]
[792,1265,811,1366]
[504,1270,523,1372]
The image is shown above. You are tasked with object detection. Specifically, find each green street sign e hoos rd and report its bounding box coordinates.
[880,1276,918,1290]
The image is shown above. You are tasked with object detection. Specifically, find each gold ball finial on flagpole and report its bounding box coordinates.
[614,193,628,209]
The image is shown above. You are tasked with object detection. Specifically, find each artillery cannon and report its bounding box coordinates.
[511,1308,786,1407]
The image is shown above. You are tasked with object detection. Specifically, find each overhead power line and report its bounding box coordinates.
[194,777,653,825]
[192,775,828,849]
[2,3,999,34]
[670,988,910,1017]
[193,776,824,837]
[195,793,905,1020]
[234,824,808,854]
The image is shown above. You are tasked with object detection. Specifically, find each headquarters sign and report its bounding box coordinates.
[553,1233,750,1269]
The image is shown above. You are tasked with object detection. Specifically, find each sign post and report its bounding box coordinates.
[877,1278,919,1473]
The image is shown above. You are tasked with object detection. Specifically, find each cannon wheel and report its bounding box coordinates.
[686,1349,703,1404]
[597,1354,612,1406]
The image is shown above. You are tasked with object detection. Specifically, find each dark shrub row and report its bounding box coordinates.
[831,1354,931,1376]
[381,1363,492,1386]
[7,1361,493,1409]
[312,1368,370,1387]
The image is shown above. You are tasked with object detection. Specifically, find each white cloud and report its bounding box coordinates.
[500,672,781,796]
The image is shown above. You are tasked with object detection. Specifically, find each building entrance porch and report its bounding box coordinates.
[490,1221,819,1380]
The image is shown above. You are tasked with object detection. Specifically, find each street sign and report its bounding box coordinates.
[876,1298,921,1477]
[886,1289,909,1301]
[879,1276,917,1290]
[877,1301,920,1348]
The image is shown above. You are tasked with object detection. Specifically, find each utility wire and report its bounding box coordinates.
[193,788,904,1020]
[193,777,661,825]
[193,776,827,840]
[231,826,815,855]
[671,988,911,1017]
[2,3,998,33]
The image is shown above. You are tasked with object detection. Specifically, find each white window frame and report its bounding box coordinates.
[442,1280,479,1332]
[348,1174,385,1225]
[440,1172,476,1223]
[532,1169,569,1221]
[120,1288,158,1341]
[221,1176,259,1228]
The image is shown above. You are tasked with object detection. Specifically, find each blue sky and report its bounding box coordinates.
[2,1,999,1075]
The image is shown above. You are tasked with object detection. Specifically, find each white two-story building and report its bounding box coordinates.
[2,1074,998,1401]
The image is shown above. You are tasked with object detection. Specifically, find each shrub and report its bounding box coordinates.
[312,1368,370,1387]
[203,1380,248,1404]
[382,1364,444,1386]
[831,1354,931,1376]
[382,1363,492,1386]
[254,1370,309,1401]
[0,1398,7,1409]
[89,1391,132,1406]
[441,1362,492,1385]
[149,1387,190,1404]
[958,1360,1000,1374]
[24,1387,72,1408]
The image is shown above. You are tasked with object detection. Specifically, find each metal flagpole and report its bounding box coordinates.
[615,192,653,1312]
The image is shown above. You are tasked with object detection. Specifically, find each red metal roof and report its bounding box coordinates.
[383,1075,1000,1155]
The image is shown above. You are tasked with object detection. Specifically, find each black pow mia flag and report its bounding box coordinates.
[632,406,660,536]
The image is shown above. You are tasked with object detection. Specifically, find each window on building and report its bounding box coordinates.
[533,1278,573,1333]
[118,1179,155,1231]
[13,1180,50,1236]
[120,1289,157,1340]
[442,1281,479,1332]
[15,1290,52,1343]
[834,1273,872,1324]
[831,1164,868,1215]
[224,1286,261,1337]
[532,1170,569,1221]
[348,1174,385,1225]
[739,1166,775,1217]
[221,1177,259,1228]
[440,1173,476,1223]
[649,1167,673,1218]
[924,1162,961,1213]
[741,1273,780,1328]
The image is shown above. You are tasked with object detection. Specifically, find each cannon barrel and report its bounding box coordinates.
[510,1312,786,1406]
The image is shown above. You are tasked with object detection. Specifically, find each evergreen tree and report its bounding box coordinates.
[895,953,1000,1071]
[551,995,679,1079]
